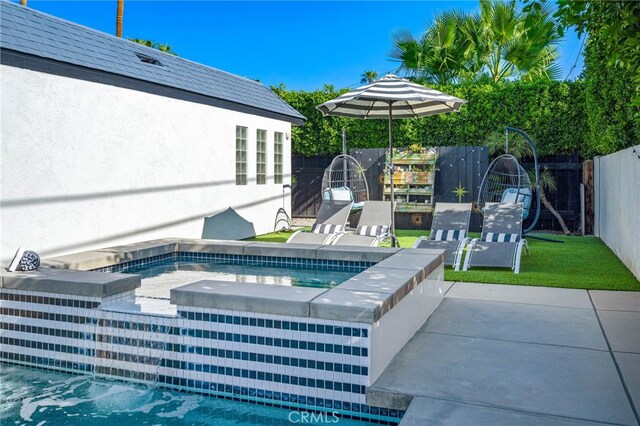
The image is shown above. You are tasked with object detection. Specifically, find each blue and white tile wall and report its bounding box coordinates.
[0,289,100,373]
[0,289,401,423]
[170,307,371,411]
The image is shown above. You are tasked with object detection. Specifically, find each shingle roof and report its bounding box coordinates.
[0,1,305,123]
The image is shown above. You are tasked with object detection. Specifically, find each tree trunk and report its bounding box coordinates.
[582,160,594,234]
[116,0,124,37]
[539,186,571,235]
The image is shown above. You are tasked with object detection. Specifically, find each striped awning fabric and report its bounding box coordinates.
[317,74,467,119]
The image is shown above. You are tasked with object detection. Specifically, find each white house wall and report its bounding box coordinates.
[0,65,292,264]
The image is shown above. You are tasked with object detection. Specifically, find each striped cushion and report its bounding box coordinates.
[312,223,343,234]
[355,225,389,237]
[431,229,466,241]
[482,232,520,243]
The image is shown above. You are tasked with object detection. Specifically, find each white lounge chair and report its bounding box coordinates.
[286,199,353,245]
[463,203,529,274]
[332,201,393,247]
[413,202,472,270]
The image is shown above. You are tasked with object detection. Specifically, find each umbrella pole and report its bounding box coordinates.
[388,101,396,247]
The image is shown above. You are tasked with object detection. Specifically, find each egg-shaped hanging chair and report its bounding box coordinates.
[321,154,369,208]
[478,127,541,234]
[478,154,533,219]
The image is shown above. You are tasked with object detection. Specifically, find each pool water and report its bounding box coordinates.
[122,259,358,292]
[0,364,374,425]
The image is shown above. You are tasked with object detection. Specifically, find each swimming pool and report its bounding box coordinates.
[1,239,447,424]
[0,364,374,425]
[105,252,366,292]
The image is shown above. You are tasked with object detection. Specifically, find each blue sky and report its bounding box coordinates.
[19,1,584,91]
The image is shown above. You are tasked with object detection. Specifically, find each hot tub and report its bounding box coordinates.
[0,238,447,424]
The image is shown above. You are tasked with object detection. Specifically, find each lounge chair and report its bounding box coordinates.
[413,202,472,270]
[286,199,353,245]
[332,201,393,247]
[463,203,529,273]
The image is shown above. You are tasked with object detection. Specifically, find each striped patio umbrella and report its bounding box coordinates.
[317,74,467,246]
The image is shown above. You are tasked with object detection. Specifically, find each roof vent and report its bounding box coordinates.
[135,53,162,66]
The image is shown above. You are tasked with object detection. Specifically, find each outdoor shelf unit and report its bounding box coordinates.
[383,148,437,213]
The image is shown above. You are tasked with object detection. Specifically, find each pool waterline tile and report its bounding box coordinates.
[92,251,375,275]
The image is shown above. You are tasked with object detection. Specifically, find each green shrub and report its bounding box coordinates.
[276,80,590,157]
[582,42,640,157]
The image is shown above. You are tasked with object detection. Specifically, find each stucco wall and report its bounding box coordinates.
[594,146,640,280]
[0,65,292,264]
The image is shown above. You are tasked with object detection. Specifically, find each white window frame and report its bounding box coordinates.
[274,132,283,184]
[256,129,267,185]
[236,126,247,185]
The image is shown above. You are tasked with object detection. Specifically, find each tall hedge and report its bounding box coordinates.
[582,41,639,156]
[274,81,590,157]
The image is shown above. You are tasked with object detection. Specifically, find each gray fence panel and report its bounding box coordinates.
[292,149,586,235]
[350,148,387,202]
[292,147,489,232]
[522,155,582,232]
[291,155,333,218]
[435,146,489,232]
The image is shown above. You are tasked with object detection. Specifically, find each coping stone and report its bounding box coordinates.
[243,242,321,259]
[589,290,640,312]
[399,247,446,257]
[177,239,250,255]
[1,267,140,297]
[309,288,392,323]
[374,251,443,281]
[43,239,178,270]
[101,241,177,262]
[446,282,593,309]
[398,397,607,426]
[366,391,413,413]
[338,267,420,303]
[316,246,399,263]
[43,250,124,270]
[170,280,327,317]
[98,238,178,253]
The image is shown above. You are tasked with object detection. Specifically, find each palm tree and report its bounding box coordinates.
[129,38,179,56]
[475,0,562,82]
[390,0,562,83]
[154,43,177,55]
[529,168,571,235]
[360,71,378,84]
[390,11,472,84]
[116,0,124,37]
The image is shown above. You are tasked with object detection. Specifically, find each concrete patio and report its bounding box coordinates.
[367,282,640,425]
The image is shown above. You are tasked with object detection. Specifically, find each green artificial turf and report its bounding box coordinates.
[248,229,639,291]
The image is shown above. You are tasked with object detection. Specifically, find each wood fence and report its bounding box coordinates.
[292,150,584,233]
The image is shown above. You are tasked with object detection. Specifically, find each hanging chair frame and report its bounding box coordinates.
[506,127,540,234]
[478,127,541,234]
[321,154,370,204]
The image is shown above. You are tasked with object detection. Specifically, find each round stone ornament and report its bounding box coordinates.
[19,250,40,271]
